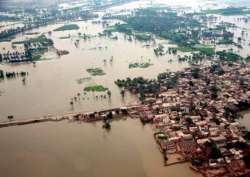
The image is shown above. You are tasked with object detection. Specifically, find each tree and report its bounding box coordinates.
[7,115,14,121]
[0,70,4,79]
[243,155,250,169]
[107,112,113,119]
[210,85,220,99]
[188,80,194,87]
[186,117,193,125]
[120,89,125,98]
[191,157,203,167]
[244,132,250,140]
[107,90,111,98]
[206,142,222,159]
[191,68,200,79]
[211,146,222,159]
[139,87,145,102]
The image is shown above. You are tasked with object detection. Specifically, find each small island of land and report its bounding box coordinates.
[54,24,80,31]
[129,62,153,69]
[84,85,109,92]
[86,68,106,76]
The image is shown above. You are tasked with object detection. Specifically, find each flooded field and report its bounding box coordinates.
[0,20,188,121]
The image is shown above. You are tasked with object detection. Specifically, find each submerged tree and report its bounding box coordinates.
[0,70,4,79]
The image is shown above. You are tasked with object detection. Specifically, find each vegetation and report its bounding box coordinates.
[210,64,225,76]
[216,51,243,62]
[243,155,250,169]
[204,7,250,16]
[105,8,201,48]
[12,35,54,61]
[191,68,201,79]
[77,77,92,84]
[134,33,152,41]
[175,45,215,57]
[54,24,80,31]
[244,132,250,140]
[210,84,220,99]
[86,68,106,76]
[0,7,97,42]
[154,44,165,56]
[0,70,28,80]
[59,36,71,39]
[115,71,180,102]
[191,157,203,167]
[84,85,109,92]
[115,77,160,95]
[32,54,42,61]
[205,142,222,159]
[13,35,53,46]
[129,62,153,69]
[186,117,194,125]
[0,70,4,79]
[246,56,250,62]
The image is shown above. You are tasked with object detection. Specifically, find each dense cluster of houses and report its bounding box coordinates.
[137,62,250,177]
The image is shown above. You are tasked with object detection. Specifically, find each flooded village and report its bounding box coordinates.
[1,0,250,177]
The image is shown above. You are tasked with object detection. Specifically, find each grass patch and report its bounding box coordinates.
[54,24,80,31]
[84,85,109,92]
[86,68,106,76]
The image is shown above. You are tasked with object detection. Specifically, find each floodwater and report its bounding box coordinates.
[240,111,250,130]
[0,20,187,121]
[0,0,250,121]
[0,118,201,177]
[0,1,250,177]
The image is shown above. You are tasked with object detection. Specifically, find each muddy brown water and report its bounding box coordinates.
[0,1,250,177]
[0,118,202,177]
